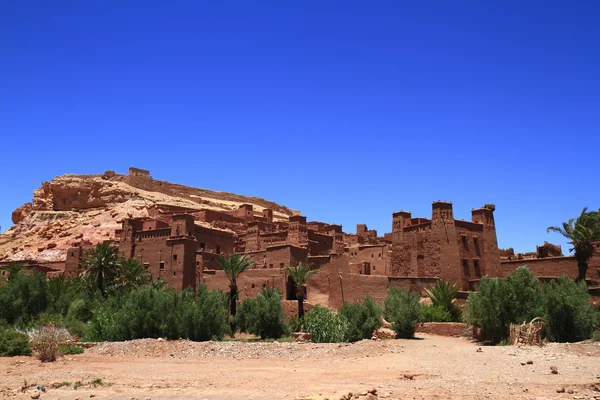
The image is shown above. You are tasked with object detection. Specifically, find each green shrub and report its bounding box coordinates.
[338,296,383,342]
[543,277,598,342]
[383,287,421,339]
[304,305,349,343]
[236,288,288,339]
[0,269,49,325]
[424,281,459,320]
[505,266,544,323]
[60,344,84,355]
[418,305,452,322]
[88,285,228,342]
[0,328,32,356]
[467,267,543,343]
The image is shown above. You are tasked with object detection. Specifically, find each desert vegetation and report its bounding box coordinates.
[0,243,599,361]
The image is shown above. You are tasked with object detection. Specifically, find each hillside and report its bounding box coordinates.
[0,169,297,262]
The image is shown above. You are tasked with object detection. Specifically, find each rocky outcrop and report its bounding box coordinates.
[1,170,297,263]
[11,202,32,224]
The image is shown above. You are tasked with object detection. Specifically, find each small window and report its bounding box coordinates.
[371,254,374,258]
[173,271,176,276]
[173,254,178,261]
[462,235,468,250]
[270,264,273,268]
[473,238,481,256]
[216,245,221,255]
[200,243,205,250]
[252,283,255,289]
[196,261,200,266]
[474,259,481,277]
[71,252,75,257]
[280,263,284,269]
[373,266,376,270]
[160,262,165,270]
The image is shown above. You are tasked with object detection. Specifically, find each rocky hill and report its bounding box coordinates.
[0,170,297,262]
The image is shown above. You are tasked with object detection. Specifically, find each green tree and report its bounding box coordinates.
[285,263,319,320]
[119,258,151,290]
[218,253,254,328]
[547,208,600,281]
[80,242,121,297]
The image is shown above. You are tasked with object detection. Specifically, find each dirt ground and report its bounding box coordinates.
[1,334,599,400]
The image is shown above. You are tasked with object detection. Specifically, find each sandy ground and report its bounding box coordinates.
[1,334,600,400]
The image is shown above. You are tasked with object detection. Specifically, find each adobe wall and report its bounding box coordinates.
[499,256,599,281]
[194,225,234,256]
[327,273,390,309]
[347,245,390,276]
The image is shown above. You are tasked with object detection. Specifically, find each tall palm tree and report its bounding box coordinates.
[218,253,255,326]
[285,263,319,320]
[547,208,600,281]
[119,258,151,289]
[81,242,121,296]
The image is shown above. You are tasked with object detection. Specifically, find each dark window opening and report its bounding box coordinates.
[462,235,468,250]
[173,254,178,261]
[144,263,149,270]
[462,259,470,277]
[71,252,75,257]
[251,283,255,289]
[473,238,481,256]
[173,271,176,276]
[216,245,221,255]
[474,259,481,277]
[200,243,205,250]
[159,262,165,270]
[280,263,284,269]
[196,261,200,266]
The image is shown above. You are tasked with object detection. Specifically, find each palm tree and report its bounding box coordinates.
[218,253,255,326]
[119,258,150,289]
[547,208,600,281]
[285,263,319,320]
[80,242,121,296]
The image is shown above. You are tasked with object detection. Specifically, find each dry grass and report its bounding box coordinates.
[509,317,545,346]
[28,325,71,362]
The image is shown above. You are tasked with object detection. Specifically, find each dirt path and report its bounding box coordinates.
[1,334,599,400]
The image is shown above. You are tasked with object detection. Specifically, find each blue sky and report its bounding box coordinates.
[0,1,598,253]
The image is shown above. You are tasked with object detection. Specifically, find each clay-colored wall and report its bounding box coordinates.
[499,256,599,280]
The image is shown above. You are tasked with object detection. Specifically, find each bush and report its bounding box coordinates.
[0,270,49,325]
[383,287,421,339]
[338,296,383,342]
[467,267,543,343]
[418,305,453,322]
[304,305,349,343]
[60,344,84,355]
[424,281,459,321]
[0,328,32,356]
[88,285,228,342]
[236,288,288,339]
[28,325,71,362]
[543,277,598,342]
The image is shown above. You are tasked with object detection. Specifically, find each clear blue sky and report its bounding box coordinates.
[1,1,598,254]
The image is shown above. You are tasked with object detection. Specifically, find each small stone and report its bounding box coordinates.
[526,360,533,365]
[557,387,565,393]
[30,392,41,399]
[521,362,526,366]
[366,394,378,400]
[568,389,574,394]
[476,347,483,352]
[550,366,559,374]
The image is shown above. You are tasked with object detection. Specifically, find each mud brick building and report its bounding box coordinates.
[58,168,599,307]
